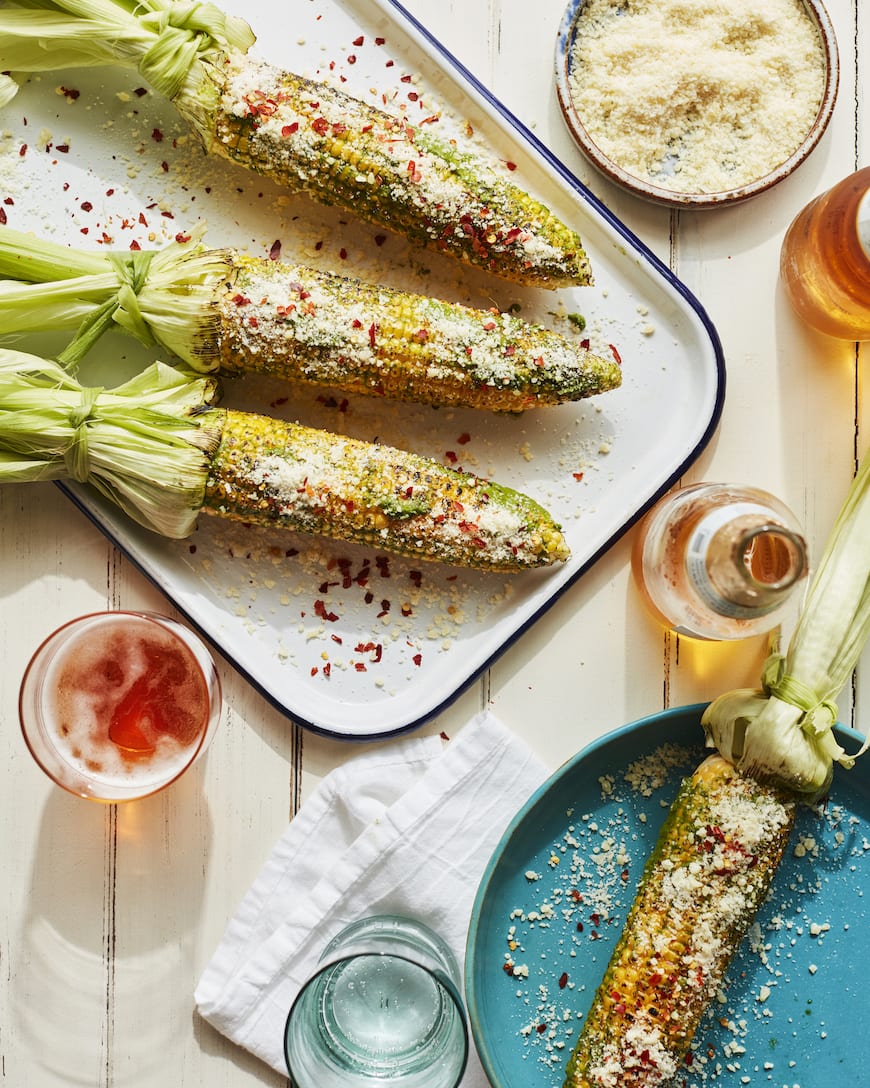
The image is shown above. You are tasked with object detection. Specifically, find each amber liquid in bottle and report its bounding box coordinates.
[631,484,809,641]
[780,167,870,340]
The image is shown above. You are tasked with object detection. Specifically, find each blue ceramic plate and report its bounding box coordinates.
[466,704,869,1087]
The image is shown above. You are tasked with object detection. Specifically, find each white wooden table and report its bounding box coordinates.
[0,1,865,1084]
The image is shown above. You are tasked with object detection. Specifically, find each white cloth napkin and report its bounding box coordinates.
[195,709,551,1084]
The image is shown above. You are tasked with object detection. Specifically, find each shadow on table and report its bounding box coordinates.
[12,767,224,1086]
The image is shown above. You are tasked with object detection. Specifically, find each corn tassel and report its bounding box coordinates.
[204,410,570,571]
[564,754,795,1088]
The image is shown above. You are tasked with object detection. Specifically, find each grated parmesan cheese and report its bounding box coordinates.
[567,0,826,194]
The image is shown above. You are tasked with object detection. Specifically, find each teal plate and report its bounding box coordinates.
[466,704,870,1088]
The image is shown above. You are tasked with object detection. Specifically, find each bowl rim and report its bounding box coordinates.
[554,0,841,210]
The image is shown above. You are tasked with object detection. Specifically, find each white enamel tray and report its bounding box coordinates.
[4,0,724,738]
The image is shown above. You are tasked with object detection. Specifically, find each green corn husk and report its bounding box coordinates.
[0,0,593,287]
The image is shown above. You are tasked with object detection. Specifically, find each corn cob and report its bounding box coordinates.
[0,229,621,411]
[203,56,593,288]
[204,410,570,571]
[0,1,593,289]
[216,255,619,410]
[564,754,796,1088]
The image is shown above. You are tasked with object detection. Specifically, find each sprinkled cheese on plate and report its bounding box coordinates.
[567,0,826,194]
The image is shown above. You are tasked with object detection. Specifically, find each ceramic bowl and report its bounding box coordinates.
[554,0,840,209]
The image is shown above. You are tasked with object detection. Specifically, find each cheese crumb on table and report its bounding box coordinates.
[567,0,826,194]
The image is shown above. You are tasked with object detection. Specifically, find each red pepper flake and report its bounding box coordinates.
[558,972,568,990]
[573,472,585,482]
[347,54,357,64]
[408,91,419,102]
[0,208,5,226]
[311,116,330,136]
[354,662,367,672]
[18,144,27,156]
[105,188,114,196]
[129,240,141,251]
[3,197,13,206]
[134,87,148,97]
[457,432,471,445]
[444,450,458,464]
[314,600,340,623]
[323,662,331,677]
[339,247,348,260]
[152,128,164,142]
[175,232,191,244]
[535,1023,547,1035]
[281,122,299,137]
[269,238,282,261]
[310,666,319,677]
[409,570,423,587]
[232,294,251,306]
[374,234,386,246]
[54,143,69,154]
[609,343,623,365]
[60,86,80,101]
[368,322,377,347]
[375,36,385,45]
[80,200,93,212]
[412,653,422,666]
[352,34,365,46]
[331,633,343,644]
[138,211,148,227]
[482,320,497,332]
[400,74,413,83]
[504,160,517,171]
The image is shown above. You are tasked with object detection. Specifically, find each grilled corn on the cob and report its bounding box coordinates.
[564,754,795,1088]
[205,57,592,288]
[0,229,621,411]
[0,349,569,571]
[0,1,593,288]
[205,410,569,571]
[216,255,618,409]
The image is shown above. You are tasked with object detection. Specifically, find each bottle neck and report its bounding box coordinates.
[686,507,808,619]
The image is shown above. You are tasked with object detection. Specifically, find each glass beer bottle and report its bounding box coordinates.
[779,166,870,340]
[631,484,809,641]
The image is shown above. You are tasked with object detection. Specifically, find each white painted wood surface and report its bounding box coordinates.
[0,0,865,1084]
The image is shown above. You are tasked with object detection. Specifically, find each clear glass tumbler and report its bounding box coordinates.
[284,915,469,1088]
[19,611,222,802]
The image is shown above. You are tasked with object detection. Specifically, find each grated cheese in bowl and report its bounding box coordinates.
[556,0,838,207]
